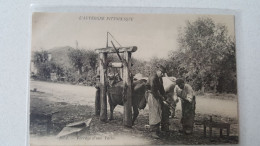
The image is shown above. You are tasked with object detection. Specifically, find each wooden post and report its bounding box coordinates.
[95,87,100,116]
[99,53,107,122]
[123,51,132,127]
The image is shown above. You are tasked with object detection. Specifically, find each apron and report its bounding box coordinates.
[146,91,162,125]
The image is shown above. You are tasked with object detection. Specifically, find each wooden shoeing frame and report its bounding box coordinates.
[95,46,137,127]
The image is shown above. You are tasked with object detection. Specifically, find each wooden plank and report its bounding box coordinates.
[204,122,230,128]
[95,46,137,53]
[99,53,108,122]
[210,123,230,128]
[123,51,132,127]
[66,118,92,127]
[108,62,123,68]
[57,118,92,137]
[57,127,83,137]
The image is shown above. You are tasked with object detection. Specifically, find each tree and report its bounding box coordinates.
[217,40,237,93]
[67,48,99,85]
[68,49,85,75]
[174,17,236,93]
[32,50,50,80]
[32,50,64,80]
[166,51,188,78]
[84,50,98,71]
[32,50,49,66]
[131,58,150,77]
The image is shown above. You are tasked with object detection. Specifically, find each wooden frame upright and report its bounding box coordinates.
[95,46,137,127]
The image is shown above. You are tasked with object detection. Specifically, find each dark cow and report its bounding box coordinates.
[107,79,147,125]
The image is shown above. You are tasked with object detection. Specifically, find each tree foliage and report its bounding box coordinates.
[32,49,98,84]
[169,17,237,93]
[131,58,149,77]
[84,50,98,71]
[32,50,64,80]
[67,48,98,84]
[68,49,85,75]
[32,50,49,65]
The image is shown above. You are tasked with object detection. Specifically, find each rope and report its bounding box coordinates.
[108,32,122,47]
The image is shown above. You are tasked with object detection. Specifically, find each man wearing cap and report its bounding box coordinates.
[173,79,196,135]
[145,64,170,138]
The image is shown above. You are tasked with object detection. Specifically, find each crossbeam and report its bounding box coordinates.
[108,62,123,68]
[95,46,137,53]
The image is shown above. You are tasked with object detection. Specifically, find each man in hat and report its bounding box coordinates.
[173,79,196,135]
[145,64,170,138]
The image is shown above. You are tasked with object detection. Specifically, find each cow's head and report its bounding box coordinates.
[138,95,147,110]
[134,79,148,110]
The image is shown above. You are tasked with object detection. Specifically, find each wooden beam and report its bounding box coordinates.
[99,53,108,122]
[123,51,132,127]
[95,46,137,53]
[108,62,123,68]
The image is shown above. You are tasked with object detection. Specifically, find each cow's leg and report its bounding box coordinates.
[132,105,139,125]
[108,93,115,120]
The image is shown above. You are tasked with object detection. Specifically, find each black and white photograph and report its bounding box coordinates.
[29,12,238,145]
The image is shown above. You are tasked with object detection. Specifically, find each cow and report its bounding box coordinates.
[107,78,147,125]
[106,75,177,125]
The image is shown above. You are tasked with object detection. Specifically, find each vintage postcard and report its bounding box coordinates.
[30,12,238,145]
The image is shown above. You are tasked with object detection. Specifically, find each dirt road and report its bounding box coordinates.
[30,80,238,118]
[30,80,96,105]
[30,80,239,145]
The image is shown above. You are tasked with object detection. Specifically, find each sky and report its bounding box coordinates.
[32,13,235,61]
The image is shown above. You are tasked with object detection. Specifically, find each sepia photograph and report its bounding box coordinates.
[30,12,238,145]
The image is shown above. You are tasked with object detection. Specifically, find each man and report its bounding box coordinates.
[164,76,178,118]
[145,64,170,138]
[173,79,196,135]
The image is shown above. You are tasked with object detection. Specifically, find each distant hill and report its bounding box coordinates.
[48,46,74,68]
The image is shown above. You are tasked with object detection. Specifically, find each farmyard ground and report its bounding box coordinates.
[30,81,239,145]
